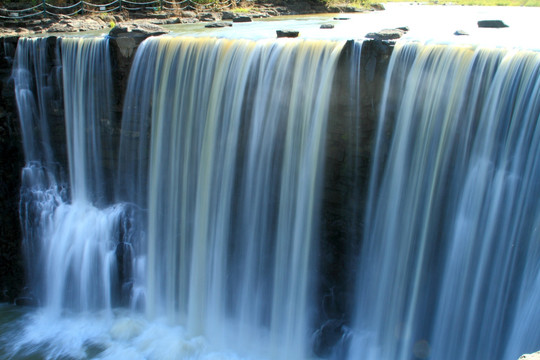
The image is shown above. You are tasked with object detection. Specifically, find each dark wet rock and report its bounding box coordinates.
[115,242,133,306]
[478,19,509,28]
[365,28,405,40]
[371,3,385,10]
[205,22,232,28]
[15,295,39,307]
[233,16,252,23]
[199,12,217,22]
[333,16,350,20]
[320,24,334,29]
[275,6,289,15]
[276,29,299,38]
[396,26,409,32]
[0,37,25,304]
[221,11,235,20]
[312,319,352,358]
[454,29,469,36]
[108,23,168,59]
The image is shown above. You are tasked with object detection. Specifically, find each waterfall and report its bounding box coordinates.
[14,37,129,316]
[12,32,540,360]
[348,42,540,360]
[121,36,344,358]
[11,35,344,359]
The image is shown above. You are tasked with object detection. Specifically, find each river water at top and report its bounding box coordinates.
[163,2,540,49]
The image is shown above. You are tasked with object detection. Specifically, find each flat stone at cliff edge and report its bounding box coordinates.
[108,23,168,38]
[276,30,299,38]
[478,19,509,28]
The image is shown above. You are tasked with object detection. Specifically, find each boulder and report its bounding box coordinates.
[180,10,197,18]
[199,12,217,22]
[205,22,233,28]
[478,19,509,28]
[276,30,299,38]
[109,23,167,38]
[221,11,235,20]
[454,29,469,36]
[233,16,252,23]
[181,18,199,24]
[109,23,168,58]
[320,24,334,29]
[365,28,405,40]
[47,18,107,33]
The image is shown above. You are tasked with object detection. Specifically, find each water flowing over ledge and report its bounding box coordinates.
[1,31,540,360]
[348,42,540,360]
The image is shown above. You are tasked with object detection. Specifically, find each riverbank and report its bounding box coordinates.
[0,1,383,36]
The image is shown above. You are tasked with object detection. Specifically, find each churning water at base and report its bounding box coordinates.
[348,42,540,360]
[8,35,344,359]
[14,37,124,317]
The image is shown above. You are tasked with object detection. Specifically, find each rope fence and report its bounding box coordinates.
[0,0,235,20]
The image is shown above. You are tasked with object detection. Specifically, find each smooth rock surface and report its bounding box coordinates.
[233,16,252,23]
[205,22,232,28]
[478,19,509,28]
[276,29,299,38]
[365,28,405,40]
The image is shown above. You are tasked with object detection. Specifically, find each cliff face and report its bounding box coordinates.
[317,39,392,355]
[0,36,24,302]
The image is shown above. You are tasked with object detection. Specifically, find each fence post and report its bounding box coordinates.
[119,0,122,11]
[160,0,163,11]
[42,0,46,16]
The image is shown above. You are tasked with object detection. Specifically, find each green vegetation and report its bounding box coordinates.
[231,7,252,13]
[385,0,540,6]
[322,0,372,7]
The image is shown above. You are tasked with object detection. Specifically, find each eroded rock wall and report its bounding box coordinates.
[0,36,24,302]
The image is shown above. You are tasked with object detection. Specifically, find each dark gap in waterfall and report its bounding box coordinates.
[315,39,393,358]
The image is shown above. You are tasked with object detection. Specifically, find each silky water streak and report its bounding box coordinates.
[10,38,136,358]
[348,42,540,360]
[119,36,344,359]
